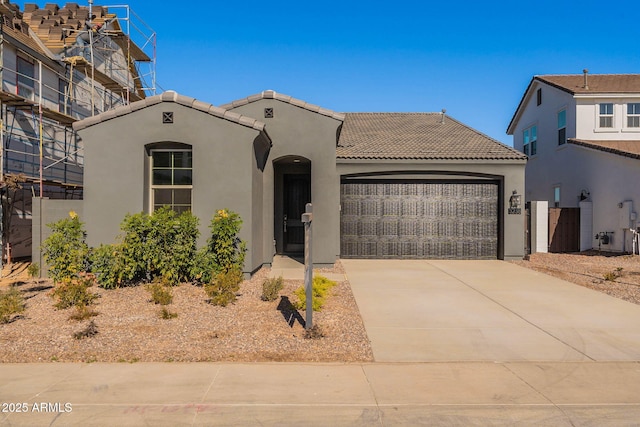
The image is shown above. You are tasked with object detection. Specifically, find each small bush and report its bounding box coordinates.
[604,267,623,282]
[89,244,122,289]
[204,267,243,307]
[146,280,173,305]
[0,287,25,324]
[69,305,99,321]
[51,274,98,310]
[294,275,337,312]
[261,276,284,302]
[160,307,178,319]
[192,209,246,284]
[27,263,40,278]
[41,211,89,283]
[73,320,98,340]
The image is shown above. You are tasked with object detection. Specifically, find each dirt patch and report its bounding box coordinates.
[511,251,640,305]
[0,262,373,363]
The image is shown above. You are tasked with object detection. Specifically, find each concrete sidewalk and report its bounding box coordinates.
[343,259,640,363]
[2,361,640,426]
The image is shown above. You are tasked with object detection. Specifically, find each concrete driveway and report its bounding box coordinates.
[342,259,640,362]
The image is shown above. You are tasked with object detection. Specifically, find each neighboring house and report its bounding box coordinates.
[507,71,640,253]
[0,2,154,259]
[33,90,526,274]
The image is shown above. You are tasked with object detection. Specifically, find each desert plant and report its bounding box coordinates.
[193,209,246,284]
[160,307,178,319]
[73,320,98,340]
[294,275,337,312]
[261,276,284,302]
[88,244,122,289]
[69,305,99,321]
[41,211,89,283]
[27,263,40,278]
[0,287,25,324]
[146,280,173,305]
[51,274,98,310]
[204,267,243,307]
[604,267,624,282]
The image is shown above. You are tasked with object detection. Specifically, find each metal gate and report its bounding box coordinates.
[340,181,499,259]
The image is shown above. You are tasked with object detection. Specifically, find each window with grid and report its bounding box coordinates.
[16,56,35,100]
[557,110,566,145]
[599,103,614,128]
[627,103,640,128]
[523,125,537,156]
[150,150,192,213]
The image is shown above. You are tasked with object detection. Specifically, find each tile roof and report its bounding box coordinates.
[73,91,269,137]
[337,113,526,160]
[221,90,345,121]
[536,74,640,95]
[568,139,640,160]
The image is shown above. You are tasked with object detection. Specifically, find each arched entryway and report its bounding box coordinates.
[273,156,311,255]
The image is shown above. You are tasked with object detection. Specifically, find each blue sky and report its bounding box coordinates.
[16,0,640,145]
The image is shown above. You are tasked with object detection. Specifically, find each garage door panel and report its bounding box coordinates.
[340,181,498,259]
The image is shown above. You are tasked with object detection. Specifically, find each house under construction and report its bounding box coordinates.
[0,1,156,259]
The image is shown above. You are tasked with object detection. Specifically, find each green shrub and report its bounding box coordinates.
[27,263,40,278]
[294,275,337,312]
[0,287,25,324]
[88,244,122,289]
[89,208,199,287]
[41,211,89,283]
[204,267,243,307]
[192,209,246,284]
[146,280,173,305]
[51,274,98,310]
[261,276,284,302]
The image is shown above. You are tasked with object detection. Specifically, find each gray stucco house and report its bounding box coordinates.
[33,90,527,274]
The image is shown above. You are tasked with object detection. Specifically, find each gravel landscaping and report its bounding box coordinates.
[0,262,374,363]
[511,251,640,305]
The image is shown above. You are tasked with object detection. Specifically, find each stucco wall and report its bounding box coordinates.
[576,98,640,140]
[79,101,266,273]
[226,99,343,266]
[336,160,526,260]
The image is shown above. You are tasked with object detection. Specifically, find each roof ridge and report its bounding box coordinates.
[73,90,268,133]
[221,90,345,121]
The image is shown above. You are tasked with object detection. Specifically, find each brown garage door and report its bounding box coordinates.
[340,181,499,259]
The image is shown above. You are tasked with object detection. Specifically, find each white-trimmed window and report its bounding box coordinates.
[16,56,35,100]
[599,103,614,128]
[557,109,566,145]
[553,186,561,208]
[523,125,537,156]
[627,103,640,128]
[150,150,192,213]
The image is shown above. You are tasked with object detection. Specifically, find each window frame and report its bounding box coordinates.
[557,109,567,146]
[523,124,537,156]
[627,103,640,128]
[149,149,193,214]
[598,103,614,128]
[536,88,542,106]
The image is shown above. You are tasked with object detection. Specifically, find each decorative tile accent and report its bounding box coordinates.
[264,108,274,118]
[162,112,174,124]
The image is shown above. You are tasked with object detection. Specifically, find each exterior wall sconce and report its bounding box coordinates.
[579,189,590,201]
[508,190,522,215]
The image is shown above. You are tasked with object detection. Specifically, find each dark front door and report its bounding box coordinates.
[283,174,311,253]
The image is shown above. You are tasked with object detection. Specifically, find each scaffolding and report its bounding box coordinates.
[0,1,156,263]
